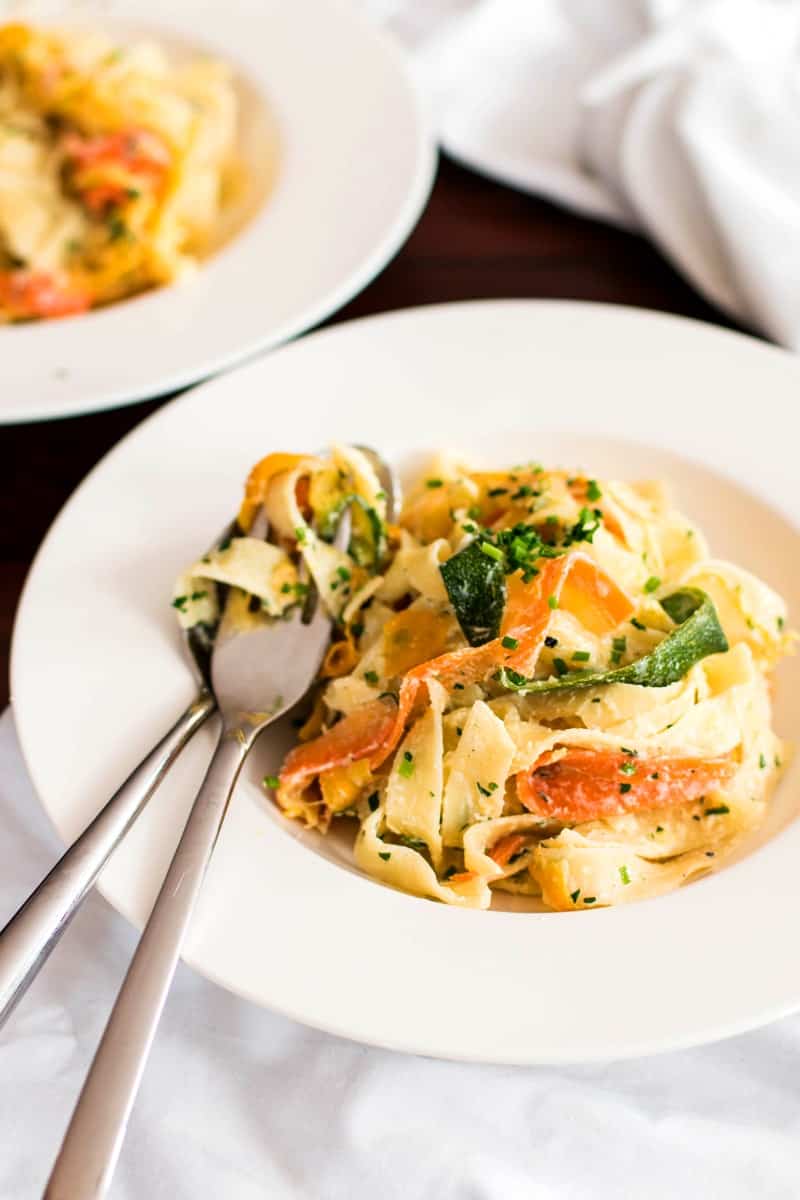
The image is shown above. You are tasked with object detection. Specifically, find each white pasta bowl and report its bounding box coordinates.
[0,0,434,421]
[11,300,800,1063]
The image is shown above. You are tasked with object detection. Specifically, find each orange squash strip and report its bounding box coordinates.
[516,748,736,823]
[382,608,452,678]
[237,452,307,532]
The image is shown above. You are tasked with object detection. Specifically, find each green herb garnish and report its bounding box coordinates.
[398,752,415,779]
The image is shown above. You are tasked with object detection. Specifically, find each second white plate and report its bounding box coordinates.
[2,0,434,422]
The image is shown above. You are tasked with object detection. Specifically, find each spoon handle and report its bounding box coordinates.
[0,691,215,1030]
[45,728,248,1200]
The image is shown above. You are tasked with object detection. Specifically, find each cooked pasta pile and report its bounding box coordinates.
[175,446,793,911]
[0,22,237,321]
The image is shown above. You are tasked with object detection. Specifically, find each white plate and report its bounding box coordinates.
[1,0,434,423]
[11,300,800,1064]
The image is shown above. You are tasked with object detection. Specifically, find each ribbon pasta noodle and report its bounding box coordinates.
[175,446,793,912]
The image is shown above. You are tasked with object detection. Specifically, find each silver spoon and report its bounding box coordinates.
[45,506,352,1199]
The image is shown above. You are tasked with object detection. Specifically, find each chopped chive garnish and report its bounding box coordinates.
[544,635,558,648]
[620,761,637,776]
[570,889,581,904]
[263,775,280,790]
[368,792,379,812]
[759,753,767,769]
[619,865,631,885]
[630,617,646,631]
[553,657,568,676]
[547,594,558,610]
[398,752,415,779]
[572,650,591,662]
[704,804,730,816]
[364,670,379,685]
[586,479,602,501]
[378,851,392,861]
[583,896,597,905]
[426,478,443,489]
[619,782,632,794]
[501,635,519,650]
[644,575,661,594]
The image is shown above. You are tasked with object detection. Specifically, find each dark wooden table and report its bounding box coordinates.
[0,155,745,708]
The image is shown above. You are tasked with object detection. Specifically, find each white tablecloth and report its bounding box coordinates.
[2,707,800,1198]
[368,0,800,348]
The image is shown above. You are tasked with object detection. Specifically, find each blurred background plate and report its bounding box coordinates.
[11,300,800,1063]
[0,0,435,422]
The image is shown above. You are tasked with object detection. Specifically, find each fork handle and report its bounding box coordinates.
[0,691,215,1031]
[45,728,249,1200]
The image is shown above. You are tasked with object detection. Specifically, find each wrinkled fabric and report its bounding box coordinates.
[366,0,800,346]
[1,706,800,1198]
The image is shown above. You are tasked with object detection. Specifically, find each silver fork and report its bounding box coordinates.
[0,445,398,1031]
[0,511,235,1029]
[44,507,352,1200]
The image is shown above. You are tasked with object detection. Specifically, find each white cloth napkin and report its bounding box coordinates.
[368,0,800,347]
[2,703,800,1199]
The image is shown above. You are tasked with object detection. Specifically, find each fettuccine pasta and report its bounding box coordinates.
[175,447,793,912]
[0,22,239,320]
